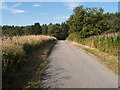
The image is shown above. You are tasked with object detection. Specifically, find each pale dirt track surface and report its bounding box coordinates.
[41,40,118,88]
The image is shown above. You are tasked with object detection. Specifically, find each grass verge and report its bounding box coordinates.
[3,40,57,88]
[69,41,118,75]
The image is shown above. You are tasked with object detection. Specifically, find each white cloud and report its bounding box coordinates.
[53,16,69,20]
[11,3,22,8]
[11,9,26,13]
[65,2,81,10]
[32,4,41,7]
[0,3,26,14]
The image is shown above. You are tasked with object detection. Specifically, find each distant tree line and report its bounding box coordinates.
[2,5,119,39]
[2,22,69,40]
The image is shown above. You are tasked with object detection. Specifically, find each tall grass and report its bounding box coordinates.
[2,35,56,78]
[67,33,119,56]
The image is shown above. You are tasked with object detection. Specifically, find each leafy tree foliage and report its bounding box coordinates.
[48,23,69,40]
[60,22,69,39]
[2,22,69,40]
[34,23,42,35]
[67,5,119,38]
[42,24,48,35]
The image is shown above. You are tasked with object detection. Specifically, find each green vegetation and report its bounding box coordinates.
[67,5,119,38]
[2,22,69,40]
[2,35,56,88]
[67,33,119,56]
[48,23,69,40]
[66,5,119,56]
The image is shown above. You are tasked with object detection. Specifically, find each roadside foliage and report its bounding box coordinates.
[2,35,56,80]
[67,33,119,56]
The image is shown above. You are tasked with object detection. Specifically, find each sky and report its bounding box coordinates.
[0,2,119,26]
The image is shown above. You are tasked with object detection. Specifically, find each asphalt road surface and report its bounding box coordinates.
[41,40,118,88]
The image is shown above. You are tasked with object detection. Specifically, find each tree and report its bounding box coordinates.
[48,24,56,36]
[42,24,48,35]
[34,22,42,35]
[67,5,114,38]
[23,26,30,35]
[60,22,69,39]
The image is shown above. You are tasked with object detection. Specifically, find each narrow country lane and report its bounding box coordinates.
[41,40,118,88]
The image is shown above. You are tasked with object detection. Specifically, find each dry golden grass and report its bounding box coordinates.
[2,35,56,54]
[2,35,57,88]
[2,35,56,75]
